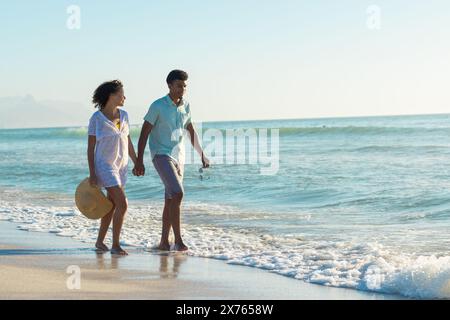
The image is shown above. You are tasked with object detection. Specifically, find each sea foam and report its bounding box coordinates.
[1,197,449,299]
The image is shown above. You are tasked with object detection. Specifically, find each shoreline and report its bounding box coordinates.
[0,220,404,300]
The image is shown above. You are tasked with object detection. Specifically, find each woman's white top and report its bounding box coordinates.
[88,108,129,188]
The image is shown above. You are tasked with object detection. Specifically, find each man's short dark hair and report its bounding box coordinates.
[166,69,188,84]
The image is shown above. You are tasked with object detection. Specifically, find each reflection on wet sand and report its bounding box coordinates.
[94,251,187,279]
[158,253,186,279]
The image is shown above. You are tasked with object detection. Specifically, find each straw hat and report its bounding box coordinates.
[75,178,113,219]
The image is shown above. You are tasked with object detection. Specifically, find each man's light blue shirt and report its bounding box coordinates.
[143,94,192,165]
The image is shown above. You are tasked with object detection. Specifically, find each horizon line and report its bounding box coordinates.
[1,111,449,131]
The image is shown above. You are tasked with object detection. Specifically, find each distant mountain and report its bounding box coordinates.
[0,95,94,129]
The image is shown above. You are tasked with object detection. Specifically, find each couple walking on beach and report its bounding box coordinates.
[87,70,210,256]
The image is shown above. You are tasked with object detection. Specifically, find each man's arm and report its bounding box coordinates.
[135,121,153,175]
[186,123,210,168]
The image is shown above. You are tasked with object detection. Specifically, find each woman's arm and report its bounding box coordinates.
[87,135,97,185]
[134,121,153,176]
[128,135,138,165]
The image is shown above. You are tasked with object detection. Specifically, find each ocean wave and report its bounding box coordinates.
[1,198,449,299]
[193,125,450,137]
[398,208,450,222]
[347,145,450,153]
[3,125,450,141]
[0,126,143,140]
[313,195,450,212]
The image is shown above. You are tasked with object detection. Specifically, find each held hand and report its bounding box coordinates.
[89,174,98,187]
[201,153,210,168]
[134,161,145,176]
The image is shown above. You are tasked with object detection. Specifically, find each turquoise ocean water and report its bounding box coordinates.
[1,113,450,298]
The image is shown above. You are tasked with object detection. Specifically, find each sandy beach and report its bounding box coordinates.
[0,221,404,300]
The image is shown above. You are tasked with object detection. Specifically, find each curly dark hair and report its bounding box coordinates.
[92,80,123,110]
[166,70,188,84]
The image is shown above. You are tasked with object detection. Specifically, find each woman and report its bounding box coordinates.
[87,80,137,255]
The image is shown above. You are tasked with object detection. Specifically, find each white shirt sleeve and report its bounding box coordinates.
[88,113,96,136]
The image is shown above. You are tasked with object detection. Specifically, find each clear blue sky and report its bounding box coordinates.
[1,0,449,123]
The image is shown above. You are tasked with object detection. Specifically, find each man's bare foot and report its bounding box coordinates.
[95,242,109,252]
[111,246,128,255]
[158,242,171,251]
[174,242,188,252]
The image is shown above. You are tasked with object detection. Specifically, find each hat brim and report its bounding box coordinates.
[75,178,114,219]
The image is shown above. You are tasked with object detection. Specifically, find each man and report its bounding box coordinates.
[135,70,210,251]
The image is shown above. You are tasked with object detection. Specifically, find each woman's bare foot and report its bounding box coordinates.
[95,242,110,252]
[158,242,171,251]
[174,241,188,252]
[111,246,128,255]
